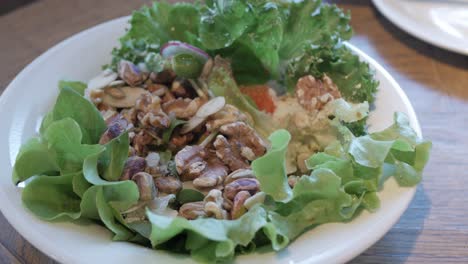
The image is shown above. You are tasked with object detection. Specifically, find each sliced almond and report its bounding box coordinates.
[179,97,225,134]
[102,87,150,108]
[87,69,118,90]
[108,80,125,87]
[180,115,206,134]
[104,87,126,99]
[195,96,225,118]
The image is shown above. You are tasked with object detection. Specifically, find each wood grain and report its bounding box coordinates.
[0,0,467,263]
[0,243,21,264]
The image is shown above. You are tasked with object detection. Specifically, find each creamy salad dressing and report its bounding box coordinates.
[272,95,369,174]
[272,95,335,174]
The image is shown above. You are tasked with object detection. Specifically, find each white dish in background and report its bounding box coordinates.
[372,0,468,55]
[0,17,421,264]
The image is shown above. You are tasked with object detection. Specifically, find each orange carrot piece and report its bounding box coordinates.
[240,85,276,114]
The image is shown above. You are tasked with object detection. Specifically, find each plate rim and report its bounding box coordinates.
[334,42,420,264]
[372,0,468,56]
[0,16,420,264]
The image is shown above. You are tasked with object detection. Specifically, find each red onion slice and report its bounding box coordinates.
[161,41,210,63]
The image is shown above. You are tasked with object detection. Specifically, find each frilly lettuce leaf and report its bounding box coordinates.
[124,2,200,46]
[221,43,271,84]
[78,184,139,240]
[279,1,352,59]
[371,112,424,147]
[110,0,370,95]
[39,111,54,135]
[83,150,139,211]
[252,129,292,202]
[21,123,138,236]
[237,1,284,77]
[370,113,432,185]
[146,205,287,262]
[306,152,380,211]
[79,185,101,220]
[12,137,59,184]
[307,112,431,204]
[269,169,356,239]
[17,82,140,241]
[58,80,87,96]
[199,0,352,80]
[286,42,379,104]
[352,113,431,187]
[14,82,106,190]
[72,172,91,198]
[44,118,104,174]
[111,2,201,70]
[100,132,130,181]
[348,136,394,168]
[22,173,82,221]
[199,0,255,50]
[96,187,135,240]
[204,0,284,77]
[52,87,106,144]
[79,149,139,239]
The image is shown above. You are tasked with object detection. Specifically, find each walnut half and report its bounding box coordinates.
[174,145,228,189]
[174,145,207,181]
[295,75,341,111]
[213,122,267,171]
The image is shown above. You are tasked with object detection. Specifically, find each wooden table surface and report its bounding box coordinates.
[1,0,467,263]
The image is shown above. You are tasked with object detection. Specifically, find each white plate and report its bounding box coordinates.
[0,17,421,264]
[372,0,468,55]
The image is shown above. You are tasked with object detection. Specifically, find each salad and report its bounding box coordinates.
[13,0,431,263]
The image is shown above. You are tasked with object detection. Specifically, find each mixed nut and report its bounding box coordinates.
[88,59,267,221]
